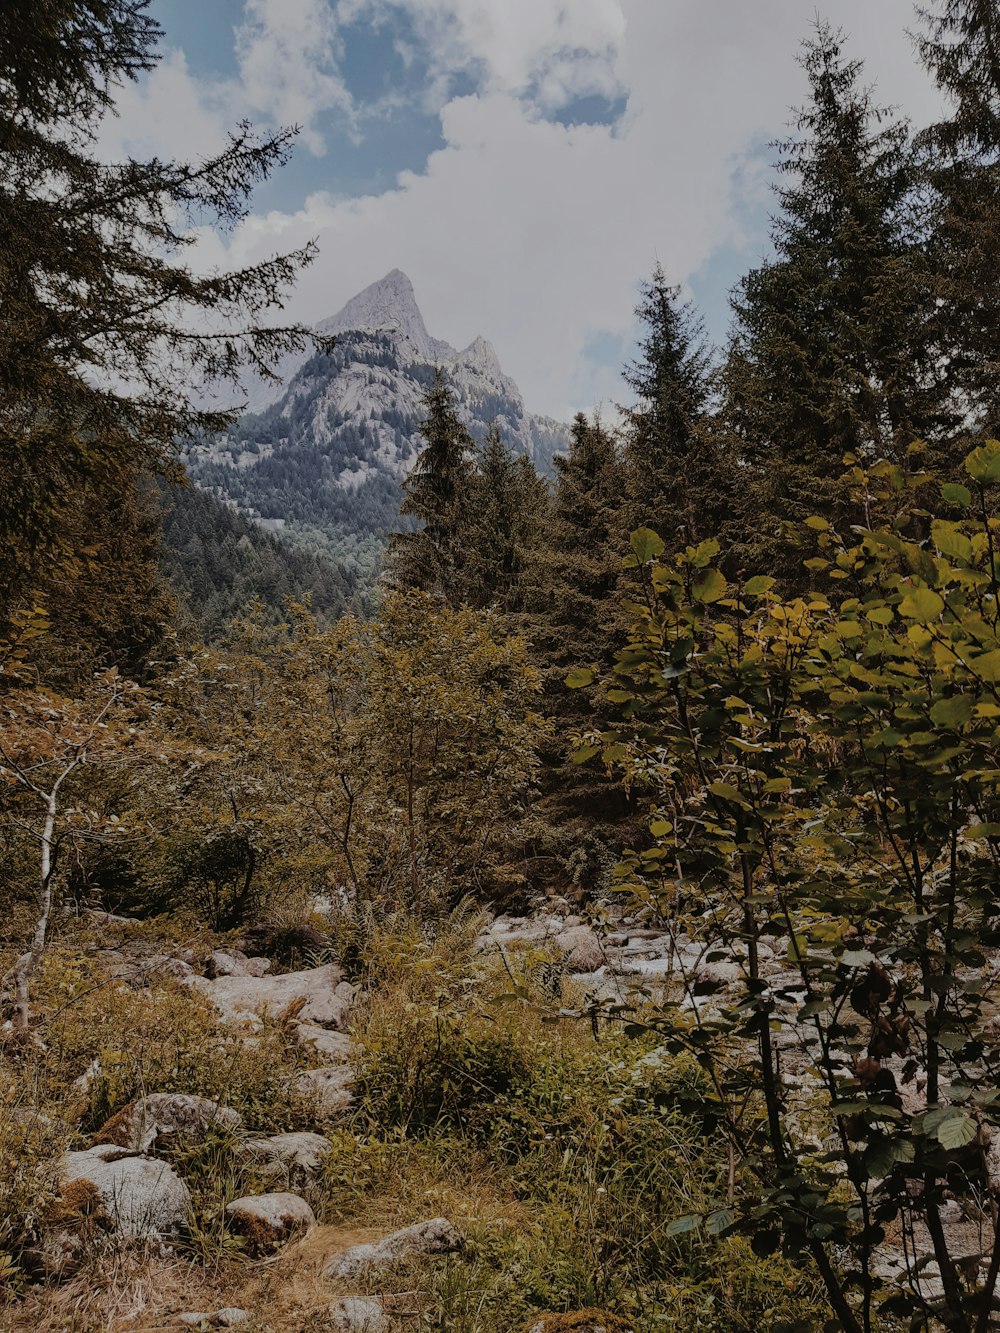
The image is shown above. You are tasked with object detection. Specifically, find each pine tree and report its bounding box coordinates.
[724,23,955,582]
[387,371,475,605]
[524,413,632,895]
[621,266,731,549]
[917,0,1000,433]
[1,0,320,618]
[464,426,549,612]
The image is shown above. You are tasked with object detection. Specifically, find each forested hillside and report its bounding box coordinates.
[7,4,1000,1331]
[158,481,361,640]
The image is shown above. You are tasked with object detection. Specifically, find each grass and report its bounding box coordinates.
[1,908,829,1331]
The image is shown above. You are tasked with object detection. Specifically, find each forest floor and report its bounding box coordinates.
[0,901,831,1332]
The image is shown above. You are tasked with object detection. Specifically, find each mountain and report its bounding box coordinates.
[186,270,571,573]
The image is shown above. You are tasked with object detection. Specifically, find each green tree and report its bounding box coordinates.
[1,0,320,617]
[620,266,733,551]
[583,448,1000,1330]
[725,23,954,584]
[917,0,1000,434]
[464,425,549,612]
[387,371,475,605]
[525,412,631,894]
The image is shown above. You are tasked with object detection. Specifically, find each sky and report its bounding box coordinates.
[100,0,949,421]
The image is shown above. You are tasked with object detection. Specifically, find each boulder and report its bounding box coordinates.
[295,1066,356,1119]
[295,1023,353,1062]
[97,1093,242,1152]
[553,925,604,973]
[324,1216,463,1278]
[59,1146,190,1239]
[178,1310,250,1329]
[524,1314,636,1333]
[325,1297,389,1331]
[239,1131,332,1184]
[145,954,196,981]
[225,1192,314,1251]
[205,948,270,980]
[191,964,353,1029]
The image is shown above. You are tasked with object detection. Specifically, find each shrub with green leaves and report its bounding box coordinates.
[575,443,1000,1331]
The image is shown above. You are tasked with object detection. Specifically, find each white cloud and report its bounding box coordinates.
[236,0,355,152]
[104,0,950,419]
[99,48,234,163]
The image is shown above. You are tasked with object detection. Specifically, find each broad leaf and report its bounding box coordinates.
[630,527,665,563]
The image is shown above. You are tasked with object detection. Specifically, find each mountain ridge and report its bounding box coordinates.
[187,270,571,575]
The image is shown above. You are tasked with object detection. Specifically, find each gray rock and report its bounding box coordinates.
[324,1216,463,1278]
[693,959,741,993]
[553,925,604,973]
[295,1066,356,1119]
[239,1131,332,1182]
[144,954,196,980]
[205,948,270,979]
[98,1092,242,1152]
[191,964,353,1029]
[225,1192,314,1249]
[325,1297,389,1332]
[59,1147,191,1239]
[179,1311,250,1329]
[295,1023,353,1062]
[526,1320,629,1333]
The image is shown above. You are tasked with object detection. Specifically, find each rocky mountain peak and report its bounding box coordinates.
[321,268,446,360]
[457,335,504,379]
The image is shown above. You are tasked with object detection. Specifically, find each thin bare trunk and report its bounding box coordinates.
[12,788,57,1032]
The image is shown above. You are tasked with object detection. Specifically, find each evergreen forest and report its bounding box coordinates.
[8,4,1000,1330]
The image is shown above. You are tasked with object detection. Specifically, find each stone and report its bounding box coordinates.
[325,1297,389,1331]
[27,1226,85,1280]
[524,1314,636,1333]
[96,1093,242,1153]
[324,1216,463,1278]
[138,954,195,981]
[191,964,353,1029]
[692,960,741,994]
[295,1023,353,1062]
[58,1147,191,1239]
[225,1192,314,1251]
[553,925,604,973]
[205,948,270,979]
[239,1132,332,1184]
[295,1066,356,1119]
[179,1311,250,1329]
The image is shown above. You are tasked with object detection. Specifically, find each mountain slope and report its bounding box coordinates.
[186,270,570,567]
[159,481,360,639]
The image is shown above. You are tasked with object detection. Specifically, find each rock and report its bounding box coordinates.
[295,1023,353,1062]
[191,964,353,1029]
[525,1313,635,1333]
[553,925,604,973]
[225,1192,314,1251]
[205,948,270,979]
[295,1066,356,1119]
[324,1216,463,1278]
[27,1226,85,1279]
[179,1310,250,1329]
[325,1297,389,1331]
[84,909,138,927]
[692,959,741,994]
[239,1132,332,1184]
[58,1147,191,1239]
[96,1093,243,1152]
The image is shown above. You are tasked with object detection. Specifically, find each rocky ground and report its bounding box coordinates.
[7,903,707,1332]
[4,900,989,1329]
